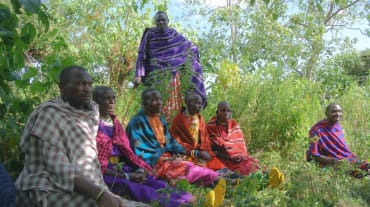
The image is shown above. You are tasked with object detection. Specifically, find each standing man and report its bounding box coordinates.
[134,11,207,121]
[307,103,368,174]
[16,66,147,207]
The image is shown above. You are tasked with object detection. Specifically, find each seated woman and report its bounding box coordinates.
[93,86,193,207]
[170,92,228,172]
[126,88,227,207]
[207,101,284,188]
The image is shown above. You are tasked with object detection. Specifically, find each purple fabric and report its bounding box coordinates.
[135,27,207,106]
[99,123,192,207]
[103,164,192,207]
[307,120,359,163]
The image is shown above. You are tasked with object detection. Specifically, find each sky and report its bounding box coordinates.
[167,0,369,51]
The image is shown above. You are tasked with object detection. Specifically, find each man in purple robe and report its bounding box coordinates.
[307,103,369,177]
[134,11,207,121]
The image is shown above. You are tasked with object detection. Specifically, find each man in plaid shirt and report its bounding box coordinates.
[15,66,148,207]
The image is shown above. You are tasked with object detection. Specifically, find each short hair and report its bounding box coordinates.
[217,101,229,109]
[93,86,113,102]
[141,88,159,105]
[59,66,87,86]
[184,91,201,103]
[154,11,168,17]
[325,103,340,114]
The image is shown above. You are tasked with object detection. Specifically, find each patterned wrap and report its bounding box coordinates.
[135,27,207,106]
[170,108,226,171]
[206,116,260,175]
[126,110,218,186]
[307,119,359,163]
[126,110,186,167]
[96,114,152,173]
[15,96,106,207]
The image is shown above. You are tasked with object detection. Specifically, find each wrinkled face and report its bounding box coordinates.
[216,103,232,124]
[143,91,162,114]
[96,89,116,118]
[326,104,342,124]
[154,13,168,30]
[186,94,203,115]
[60,70,93,109]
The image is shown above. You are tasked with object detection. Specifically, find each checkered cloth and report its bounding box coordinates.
[16,96,107,206]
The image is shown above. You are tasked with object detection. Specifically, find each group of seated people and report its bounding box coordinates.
[0,65,367,207]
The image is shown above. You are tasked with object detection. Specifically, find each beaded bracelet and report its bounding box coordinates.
[124,173,130,181]
[95,188,105,202]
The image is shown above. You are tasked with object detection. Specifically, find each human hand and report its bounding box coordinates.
[129,172,147,183]
[133,76,142,88]
[97,191,126,207]
[199,151,212,161]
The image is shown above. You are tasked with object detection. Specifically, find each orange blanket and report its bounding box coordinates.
[170,108,226,171]
[206,116,259,175]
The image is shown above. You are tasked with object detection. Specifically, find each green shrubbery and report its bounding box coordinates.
[1,1,368,206]
[116,63,369,207]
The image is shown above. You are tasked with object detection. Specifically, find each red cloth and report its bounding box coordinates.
[206,116,259,175]
[170,108,226,171]
[96,114,152,173]
[162,73,183,123]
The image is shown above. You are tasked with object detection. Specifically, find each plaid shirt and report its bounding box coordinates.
[16,96,108,206]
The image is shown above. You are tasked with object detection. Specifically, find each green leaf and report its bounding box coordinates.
[250,0,256,6]
[10,46,25,70]
[15,79,28,88]
[10,0,22,14]
[22,67,38,80]
[21,22,36,44]
[30,81,45,93]
[0,5,11,22]
[0,28,14,38]
[38,8,49,32]
[272,13,279,21]
[0,10,18,30]
[20,0,40,14]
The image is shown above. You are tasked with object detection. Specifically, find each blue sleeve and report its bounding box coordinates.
[0,163,16,207]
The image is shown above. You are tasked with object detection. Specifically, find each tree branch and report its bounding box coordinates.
[324,0,361,25]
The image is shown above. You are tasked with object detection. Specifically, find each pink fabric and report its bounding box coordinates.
[96,114,152,173]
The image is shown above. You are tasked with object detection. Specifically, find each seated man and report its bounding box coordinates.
[170,92,227,172]
[206,101,260,176]
[16,66,147,207]
[93,86,193,207]
[307,103,369,175]
[126,88,226,207]
[207,101,285,188]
